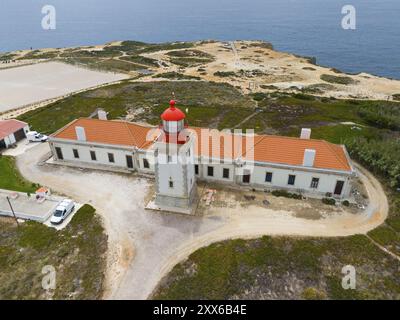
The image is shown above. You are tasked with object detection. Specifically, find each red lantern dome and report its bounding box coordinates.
[161,100,186,121]
[160,100,187,144]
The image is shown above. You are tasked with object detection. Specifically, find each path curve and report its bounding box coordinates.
[15,144,388,299]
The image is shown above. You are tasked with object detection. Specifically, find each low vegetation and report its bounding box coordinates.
[0,204,107,299]
[18,81,255,134]
[153,236,400,299]
[152,72,201,80]
[0,156,37,193]
[320,74,357,85]
[346,138,400,189]
[357,102,400,131]
[119,55,160,67]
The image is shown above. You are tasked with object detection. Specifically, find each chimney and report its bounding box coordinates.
[98,109,107,120]
[303,149,316,167]
[300,128,311,139]
[75,126,86,141]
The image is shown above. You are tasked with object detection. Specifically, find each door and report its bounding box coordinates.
[0,139,6,149]
[55,147,63,160]
[126,155,133,169]
[242,171,251,184]
[334,180,345,195]
[14,128,26,141]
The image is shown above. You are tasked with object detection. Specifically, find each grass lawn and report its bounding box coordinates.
[0,156,37,193]
[153,235,400,300]
[0,204,107,299]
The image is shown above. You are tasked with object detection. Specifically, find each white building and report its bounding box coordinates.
[0,119,30,150]
[48,101,355,213]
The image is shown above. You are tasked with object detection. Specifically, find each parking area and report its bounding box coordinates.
[0,189,61,222]
[1,138,43,156]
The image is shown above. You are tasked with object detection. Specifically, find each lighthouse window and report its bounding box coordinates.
[169,179,174,188]
[143,158,150,169]
[195,165,199,175]
[108,153,115,163]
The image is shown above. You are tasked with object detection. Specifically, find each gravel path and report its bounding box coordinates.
[16,143,388,300]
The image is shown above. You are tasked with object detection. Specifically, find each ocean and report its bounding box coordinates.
[1,0,399,79]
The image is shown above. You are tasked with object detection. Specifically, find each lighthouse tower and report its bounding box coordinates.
[154,100,197,214]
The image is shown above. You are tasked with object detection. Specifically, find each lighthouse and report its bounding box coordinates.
[153,100,197,214]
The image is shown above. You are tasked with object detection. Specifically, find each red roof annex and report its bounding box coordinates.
[0,119,27,140]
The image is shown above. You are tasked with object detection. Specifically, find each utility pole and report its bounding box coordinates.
[6,196,19,227]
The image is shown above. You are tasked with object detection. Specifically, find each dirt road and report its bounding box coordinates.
[16,143,388,299]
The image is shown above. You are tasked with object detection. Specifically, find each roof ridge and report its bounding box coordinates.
[323,140,350,170]
[81,117,156,129]
[125,122,139,147]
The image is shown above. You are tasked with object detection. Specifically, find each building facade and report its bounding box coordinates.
[48,104,355,207]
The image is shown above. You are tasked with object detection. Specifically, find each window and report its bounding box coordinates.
[288,174,296,186]
[195,165,199,175]
[169,179,174,188]
[55,147,63,160]
[310,177,319,189]
[167,155,172,163]
[223,168,230,179]
[73,149,79,159]
[126,155,133,168]
[108,153,115,163]
[207,166,214,177]
[143,158,150,169]
[90,150,97,161]
[265,172,273,183]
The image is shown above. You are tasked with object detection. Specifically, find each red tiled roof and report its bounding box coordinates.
[0,119,27,140]
[52,118,352,172]
[52,118,157,149]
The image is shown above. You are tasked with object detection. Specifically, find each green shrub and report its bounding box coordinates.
[271,190,303,200]
[322,198,336,206]
[342,200,350,207]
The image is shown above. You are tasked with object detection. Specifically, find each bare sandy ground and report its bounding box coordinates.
[0,61,128,112]
[141,40,400,100]
[16,143,388,300]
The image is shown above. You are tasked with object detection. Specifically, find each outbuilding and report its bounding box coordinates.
[0,119,30,149]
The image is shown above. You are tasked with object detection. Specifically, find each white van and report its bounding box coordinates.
[50,199,75,225]
[27,131,48,142]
